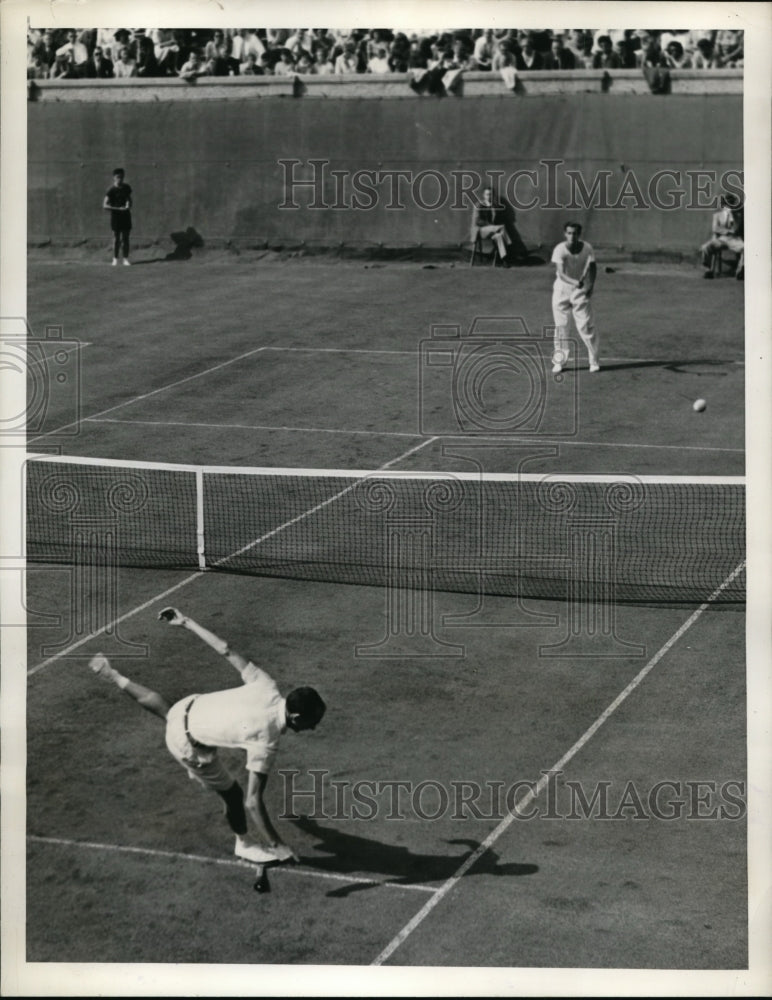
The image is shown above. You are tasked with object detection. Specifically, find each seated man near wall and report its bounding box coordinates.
[700,194,744,280]
[472,187,512,266]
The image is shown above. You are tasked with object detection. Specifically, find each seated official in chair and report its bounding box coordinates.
[471,186,512,266]
[700,194,744,280]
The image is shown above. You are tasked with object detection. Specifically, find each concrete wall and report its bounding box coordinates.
[28,75,742,253]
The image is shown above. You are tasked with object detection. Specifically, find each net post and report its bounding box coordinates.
[196,468,206,571]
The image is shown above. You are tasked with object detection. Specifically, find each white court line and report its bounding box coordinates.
[86,417,421,438]
[27,835,437,894]
[83,417,744,453]
[27,345,270,444]
[371,559,746,967]
[26,435,437,677]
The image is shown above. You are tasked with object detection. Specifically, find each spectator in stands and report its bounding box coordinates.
[232,29,265,64]
[56,29,90,77]
[205,29,238,75]
[472,186,512,265]
[274,48,296,76]
[714,29,743,67]
[152,29,181,76]
[635,32,666,68]
[313,42,334,74]
[240,52,261,75]
[592,35,622,69]
[285,28,313,54]
[692,38,718,69]
[389,32,411,72]
[700,195,744,280]
[130,29,158,77]
[37,29,61,75]
[543,36,576,69]
[514,32,543,70]
[408,37,430,69]
[92,28,117,61]
[451,36,474,71]
[87,45,115,78]
[258,52,275,75]
[78,29,97,55]
[367,45,391,73]
[491,38,516,71]
[472,28,496,70]
[262,28,286,47]
[664,40,692,69]
[113,45,137,79]
[112,29,131,59]
[335,39,359,74]
[27,53,49,79]
[568,29,595,68]
[295,51,315,74]
[178,50,208,81]
[614,36,637,68]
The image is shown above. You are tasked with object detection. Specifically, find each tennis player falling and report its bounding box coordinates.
[89,607,326,873]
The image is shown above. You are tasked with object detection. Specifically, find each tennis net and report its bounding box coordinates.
[25,455,746,604]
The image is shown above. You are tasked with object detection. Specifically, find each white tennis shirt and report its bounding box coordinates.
[552,240,595,284]
[186,663,286,774]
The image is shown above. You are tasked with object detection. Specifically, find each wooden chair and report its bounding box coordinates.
[470,231,503,268]
[711,245,741,277]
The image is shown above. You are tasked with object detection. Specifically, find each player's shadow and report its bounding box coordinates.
[290,814,538,898]
[597,358,733,374]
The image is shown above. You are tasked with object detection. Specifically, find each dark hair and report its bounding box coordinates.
[113,168,125,177]
[564,221,582,233]
[286,687,326,727]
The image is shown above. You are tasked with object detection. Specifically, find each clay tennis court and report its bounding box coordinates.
[23,255,746,968]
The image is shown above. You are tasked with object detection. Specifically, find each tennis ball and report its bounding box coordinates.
[693,399,707,412]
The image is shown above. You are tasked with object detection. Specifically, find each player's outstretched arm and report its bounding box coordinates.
[158,607,252,676]
[245,771,298,861]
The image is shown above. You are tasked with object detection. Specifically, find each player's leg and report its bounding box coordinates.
[164,698,248,835]
[89,653,170,719]
[121,229,131,265]
[551,285,572,371]
[112,230,120,266]
[571,293,600,371]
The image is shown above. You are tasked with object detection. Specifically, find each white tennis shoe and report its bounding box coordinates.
[234,836,282,864]
[589,363,600,373]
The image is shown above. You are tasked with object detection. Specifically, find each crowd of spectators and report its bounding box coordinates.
[27,27,744,80]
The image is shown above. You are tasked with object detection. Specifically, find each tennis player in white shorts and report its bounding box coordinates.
[89,608,325,865]
[551,222,600,373]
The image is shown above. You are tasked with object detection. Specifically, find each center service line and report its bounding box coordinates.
[26,436,437,677]
[371,559,746,967]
